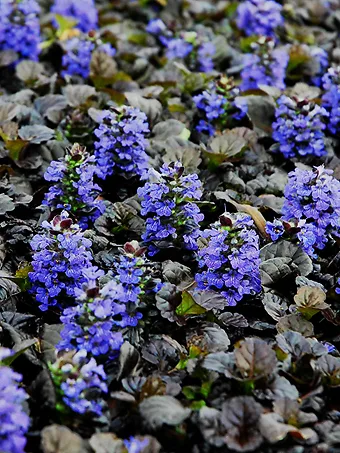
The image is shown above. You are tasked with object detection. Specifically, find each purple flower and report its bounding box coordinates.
[61,35,115,79]
[166,38,193,59]
[137,162,204,255]
[266,219,284,241]
[43,143,105,229]
[241,38,289,91]
[272,95,328,159]
[58,267,124,359]
[197,42,215,72]
[193,77,247,136]
[195,214,261,307]
[0,348,29,453]
[236,0,283,38]
[146,19,166,35]
[49,349,108,416]
[282,166,340,257]
[124,437,150,453]
[310,46,328,87]
[94,107,149,179]
[29,212,93,311]
[51,0,98,32]
[0,0,40,62]
[322,66,340,135]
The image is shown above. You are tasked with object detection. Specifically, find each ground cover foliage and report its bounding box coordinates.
[2,0,340,452]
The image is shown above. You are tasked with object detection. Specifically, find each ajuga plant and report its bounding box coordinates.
[287,44,328,87]
[266,166,340,258]
[322,66,340,135]
[58,242,162,359]
[61,33,116,79]
[195,213,261,307]
[109,241,163,326]
[58,266,124,360]
[236,0,283,39]
[0,0,40,61]
[240,37,289,91]
[94,106,149,180]
[193,76,248,136]
[43,143,105,229]
[146,20,215,73]
[272,95,328,159]
[51,0,98,32]
[137,162,204,256]
[0,348,30,453]
[49,349,108,417]
[29,212,93,311]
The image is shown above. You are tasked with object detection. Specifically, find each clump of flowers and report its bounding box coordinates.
[193,76,247,136]
[61,34,116,79]
[29,212,93,311]
[146,21,215,73]
[0,348,30,453]
[94,106,149,180]
[240,37,289,91]
[281,165,340,257]
[0,0,40,61]
[322,66,340,135]
[195,214,261,307]
[49,349,107,417]
[51,0,98,32]
[272,95,328,159]
[58,266,124,359]
[58,243,162,355]
[43,143,105,229]
[138,162,204,256]
[110,241,163,326]
[236,0,283,38]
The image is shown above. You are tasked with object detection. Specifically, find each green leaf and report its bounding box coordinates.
[1,338,38,366]
[182,386,196,400]
[191,400,206,410]
[6,139,29,161]
[128,33,148,46]
[240,36,259,52]
[204,131,248,169]
[294,286,329,320]
[176,291,207,316]
[55,14,78,35]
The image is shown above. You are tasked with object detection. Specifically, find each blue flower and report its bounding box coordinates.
[282,165,340,257]
[193,77,247,136]
[137,162,204,255]
[166,38,193,59]
[124,436,150,453]
[51,0,98,32]
[241,38,289,91]
[322,66,340,135]
[195,214,261,307]
[29,212,93,311]
[43,143,105,229]
[49,349,108,417]
[0,0,40,62]
[0,348,30,453]
[94,107,149,179]
[58,266,124,359]
[236,0,283,38]
[266,219,284,241]
[272,95,328,159]
[61,35,115,79]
